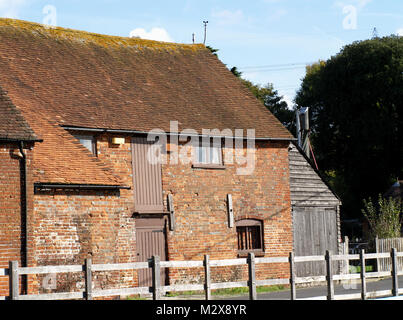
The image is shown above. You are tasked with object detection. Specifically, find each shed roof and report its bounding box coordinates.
[289,143,341,207]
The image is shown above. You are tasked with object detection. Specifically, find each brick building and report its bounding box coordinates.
[0,18,298,296]
[0,87,41,295]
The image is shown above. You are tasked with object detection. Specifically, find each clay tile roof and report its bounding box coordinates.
[0,18,294,140]
[0,85,39,142]
[20,105,123,186]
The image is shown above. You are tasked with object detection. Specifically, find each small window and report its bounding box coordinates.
[73,135,96,155]
[194,139,223,166]
[236,219,264,256]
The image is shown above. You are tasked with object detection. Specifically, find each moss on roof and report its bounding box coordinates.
[0,18,205,52]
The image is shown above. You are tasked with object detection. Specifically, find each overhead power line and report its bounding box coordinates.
[239,61,315,71]
[241,66,308,73]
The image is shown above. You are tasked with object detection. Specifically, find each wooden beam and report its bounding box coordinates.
[248,253,257,300]
[360,250,366,300]
[167,194,175,231]
[326,251,334,300]
[85,258,93,300]
[391,248,399,297]
[204,255,211,300]
[9,261,19,300]
[227,194,234,228]
[289,252,296,300]
[152,256,161,300]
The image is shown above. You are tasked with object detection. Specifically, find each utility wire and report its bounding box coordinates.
[239,61,315,70]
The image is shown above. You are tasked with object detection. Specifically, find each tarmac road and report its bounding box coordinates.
[225,276,403,300]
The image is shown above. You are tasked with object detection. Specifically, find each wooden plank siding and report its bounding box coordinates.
[376,238,403,272]
[289,145,341,208]
[289,143,342,277]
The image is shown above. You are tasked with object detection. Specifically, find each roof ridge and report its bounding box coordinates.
[0,18,206,51]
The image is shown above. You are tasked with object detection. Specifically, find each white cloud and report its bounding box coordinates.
[211,9,244,25]
[267,8,288,22]
[262,0,283,3]
[356,0,372,9]
[334,0,372,10]
[0,0,26,18]
[397,28,403,36]
[129,27,173,42]
[282,94,295,109]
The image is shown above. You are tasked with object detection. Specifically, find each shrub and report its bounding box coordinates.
[362,194,402,240]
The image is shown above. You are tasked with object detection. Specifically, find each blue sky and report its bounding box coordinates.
[1,0,402,106]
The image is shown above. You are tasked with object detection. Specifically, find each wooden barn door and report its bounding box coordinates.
[293,207,338,277]
[132,136,164,214]
[136,218,167,287]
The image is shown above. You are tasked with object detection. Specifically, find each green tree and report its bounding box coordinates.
[230,67,295,132]
[206,46,219,56]
[362,195,402,240]
[295,36,403,218]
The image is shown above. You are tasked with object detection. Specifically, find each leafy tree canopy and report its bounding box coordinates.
[295,35,403,218]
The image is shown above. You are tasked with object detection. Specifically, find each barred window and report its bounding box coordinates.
[236,219,264,255]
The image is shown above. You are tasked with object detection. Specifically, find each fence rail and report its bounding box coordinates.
[0,249,402,301]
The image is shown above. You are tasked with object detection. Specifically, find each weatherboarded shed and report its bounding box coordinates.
[289,143,342,277]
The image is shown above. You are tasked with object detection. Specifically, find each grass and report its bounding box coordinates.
[349,265,374,273]
[126,295,148,300]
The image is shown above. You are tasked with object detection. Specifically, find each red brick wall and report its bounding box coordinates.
[7,134,292,295]
[29,133,137,294]
[31,189,136,294]
[0,143,34,297]
[162,140,292,284]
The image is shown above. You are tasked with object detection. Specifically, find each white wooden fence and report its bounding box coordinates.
[376,238,403,272]
[1,249,402,301]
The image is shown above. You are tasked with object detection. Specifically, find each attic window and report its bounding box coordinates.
[73,134,96,155]
[193,139,224,169]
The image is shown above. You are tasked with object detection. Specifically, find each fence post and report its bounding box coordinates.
[325,251,334,300]
[360,249,366,300]
[391,248,399,297]
[375,236,380,272]
[344,236,349,274]
[248,253,257,300]
[9,261,19,300]
[289,252,296,300]
[152,256,161,300]
[85,258,93,300]
[204,255,211,300]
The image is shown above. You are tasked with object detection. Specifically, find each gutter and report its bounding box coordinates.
[61,125,297,142]
[0,137,43,143]
[34,183,131,192]
[18,141,28,294]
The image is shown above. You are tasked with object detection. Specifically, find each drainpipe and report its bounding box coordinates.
[18,141,28,294]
